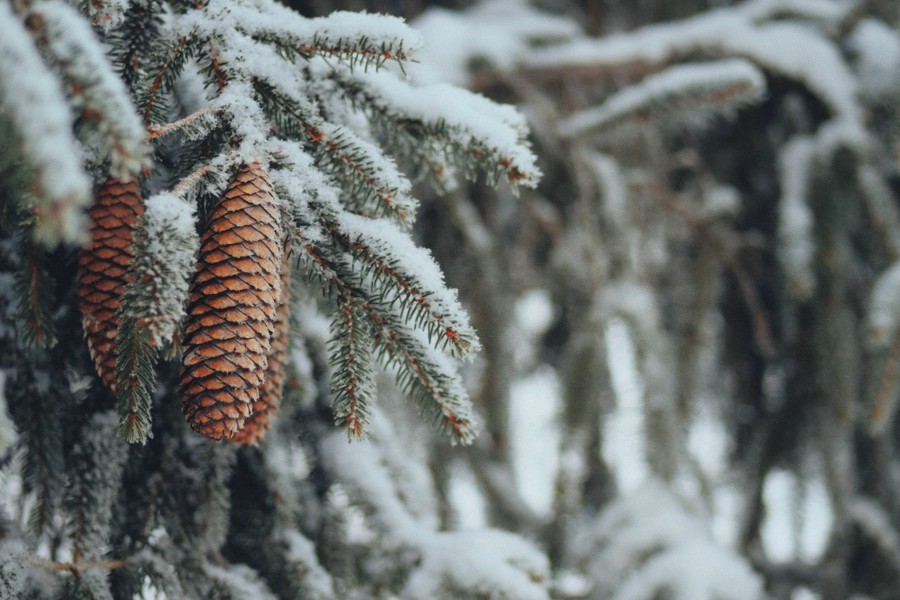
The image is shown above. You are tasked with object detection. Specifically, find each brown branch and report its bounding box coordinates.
[144,36,193,127]
[27,245,44,344]
[30,556,132,576]
[869,332,900,435]
[146,107,218,140]
[172,163,213,196]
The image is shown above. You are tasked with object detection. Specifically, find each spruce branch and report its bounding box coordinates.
[366,308,477,445]
[146,106,220,140]
[325,214,479,358]
[294,228,475,444]
[20,0,148,178]
[254,81,416,224]
[198,0,421,72]
[0,1,91,245]
[67,412,128,564]
[329,294,376,439]
[109,0,165,91]
[30,557,132,574]
[14,236,57,349]
[560,59,767,140]
[327,68,541,188]
[115,315,157,443]
[5,367,65,541]
[141,33,202,126]
[113,193,197,441]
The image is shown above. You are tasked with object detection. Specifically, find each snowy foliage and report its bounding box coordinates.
[321,412,550,599]
[572,482,762,599]
[4,0,900,598]
[0,539,27,599]
[560,59,766,139]
[0,0,92,245]
[127,194,199,349]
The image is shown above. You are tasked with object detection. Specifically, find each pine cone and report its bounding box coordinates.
[180,163,284,440]
[77,178,144,392]
[231,252,291,445]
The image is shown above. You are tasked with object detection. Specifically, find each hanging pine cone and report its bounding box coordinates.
[180,163,284,440]
[77,178,144,392]
[231,251,292,445]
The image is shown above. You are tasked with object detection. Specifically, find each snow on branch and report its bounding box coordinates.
[573,481,762,600]
[0,1,90,245]
[82,0,130,32]
[739,0,852,24]
[331,67,541,188]
[116,193,197,442]
[559,59,766,139]
[371,323,477,444]
[24,0,148,179]
[777,136,817,301]
[254,80,417,224]
[294,221,478,444]
[321,427,549,597]
[178,0,421,71]
[124,193,199,349]
[528,6,863,131]
[332,212,480,358]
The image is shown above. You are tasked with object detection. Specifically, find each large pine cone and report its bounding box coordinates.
[180,163,284,440]
[231,252,292,445]
[77,178,144,392]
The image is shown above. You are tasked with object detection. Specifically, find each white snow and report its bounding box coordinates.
[144,193,195,236]
[138,194,199,346]
[403,529,550,600]
[603,317,649,493]
[510,367,561,517]
[279,529,337,598]
[178,0,422,62]
[612,538,762,600]
[355,68,540,188]
[778,137,817,301]
[515,289,555,337]
[336,212,480,356]
[321,414,550,598]
[0,371,15,457]
[38,0,148,178]
[529,6,863,131]
[574,481,763,600]
[411,0,578,86]
[204,563,276,599]
[740,0,851,23]
[0,539,28,599]
[0,1,91,245]
[848,19,900,98]
[761,469,833,562]
[86,0,129,32]
[447,461,488,529]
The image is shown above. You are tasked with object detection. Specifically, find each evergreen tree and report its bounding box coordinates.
[0,0,547,597]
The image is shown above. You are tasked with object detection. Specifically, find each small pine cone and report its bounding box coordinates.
[77,178,144,392]
[180,163,284,440]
